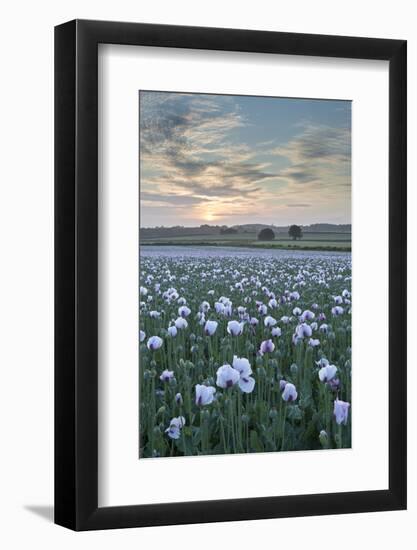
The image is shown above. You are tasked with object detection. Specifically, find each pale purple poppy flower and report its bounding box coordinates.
[175,317,188,330]
[264,315,277,327]
[331,306,344,316]
[334,295,343,305]
[178,305,191,318]
[301,310,315,322]
[227,320,244,336]
[232,356,256,393]
[319,364,337,382]
[260,339,275,354]
[280,316,290,324]
[319,323,329,333]
[200,300,211,313]
[271,326,282,337]
[204,320,218,336]
[282,383,298,402]
[316,357,329,368]
[250,317,259,326]
[216,364,240,388]
[268,298,278,309]
[167,325,178,337]
[139,330,146,342]
[165,416,186,439]
[296,323,313,338]
[149,310,161,319]
[258,304,268,316]
[292,307,302,316]
[318,312,327,322]
[140,286,148,296]
[279,379,288,391]
[147,335,163,351]
[309,338,320,347]
[160,369,174,382]
[175,392,183,405]
[215,301,225,314]
[334,399,350,425]
[289,291,300,301]
[195,384,216,406]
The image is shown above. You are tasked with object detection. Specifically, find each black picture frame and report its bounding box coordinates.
[55,19,407,531]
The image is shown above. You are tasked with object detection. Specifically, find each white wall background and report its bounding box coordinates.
[0,1,415,548]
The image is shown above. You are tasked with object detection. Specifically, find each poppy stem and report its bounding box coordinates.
[281,403,287,451]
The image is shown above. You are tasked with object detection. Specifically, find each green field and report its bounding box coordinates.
[140,232,352,251]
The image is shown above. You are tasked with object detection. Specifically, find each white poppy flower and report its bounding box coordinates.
[215,302,225,314]
[232,356,255,393]
[227,320,244,336]
[147,336,163,351]
[333,399,350,425]
[260,339,275,354]
[167,325,178,337]
[216,364,240,388]
[195,384,216,406]
[204,320,218,336]
[331,306,344,316]
[296,323,312,338]
[280,316,290,324]
[268,298,278,309]
[165,416,186,439]
[264,315,277,327]
[139,330,146,342]
[258,304,268,316]
[149,310,161,319]
[301,310,315,322]
[160,369,174,382]
[140,286,148,296]
[200,301,211,312]
[271,327,282,337]
[319,364,338,382]
[282,383,298,402]
[309,338,320,347]
[178,305,191,318]
[292,307,302,316]
[232,356,251,377]
[175,317,188,330]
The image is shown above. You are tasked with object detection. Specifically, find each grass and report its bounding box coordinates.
[140,232,352,252]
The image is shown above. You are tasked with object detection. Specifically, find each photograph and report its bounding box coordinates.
[139,91,352,458]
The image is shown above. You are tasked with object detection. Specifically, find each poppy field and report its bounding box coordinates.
[139,247,351,458]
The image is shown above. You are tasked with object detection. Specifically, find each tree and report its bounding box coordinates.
[220,226,238,235]
[288,224,303,240]
[258,227,275,241]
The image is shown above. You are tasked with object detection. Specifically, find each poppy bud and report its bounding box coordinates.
[319,430,328,447]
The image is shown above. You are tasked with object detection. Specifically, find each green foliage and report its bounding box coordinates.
[139,253,352,457]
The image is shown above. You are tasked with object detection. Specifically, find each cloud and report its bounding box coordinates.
[140,92,277,216]
[286,203,312,207]
[273,125,351,187]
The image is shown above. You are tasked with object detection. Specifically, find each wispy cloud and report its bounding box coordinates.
[273,125,351,188]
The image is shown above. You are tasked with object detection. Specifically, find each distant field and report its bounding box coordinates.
[140,232,351,251]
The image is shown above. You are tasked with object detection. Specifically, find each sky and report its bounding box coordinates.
[139,91,351,227]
